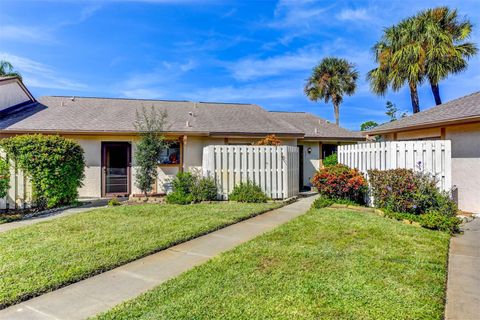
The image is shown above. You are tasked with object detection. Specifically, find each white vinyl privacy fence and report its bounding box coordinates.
[0,153,33,210]
[338,140,452,192]
[202,145,299,199]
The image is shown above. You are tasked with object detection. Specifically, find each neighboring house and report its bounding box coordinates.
[0,77,363,198]
[367,92,480,213]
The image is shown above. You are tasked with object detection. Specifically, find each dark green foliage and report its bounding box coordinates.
[322,153,338,167]
[107,198,121,206]
[385,101,408,122]
[383,209,460,234]
[192,177,218,202]
[166,191,194,205]
[360,121,379,131]
[420,210,461,233]
[1,135,85,208]
[229,182,268,203]
[0,157,10,198]
[167,172,218,204]
[368,169,457,216]
[134,107,167,196]
[312,197,334,208]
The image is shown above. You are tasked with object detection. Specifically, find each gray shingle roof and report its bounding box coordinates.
[0,96,361,139]
[269,111,363,140]
[368,92,480,134]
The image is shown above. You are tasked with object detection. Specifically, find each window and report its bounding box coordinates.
[322,144,337,159]
[158,141,181,165]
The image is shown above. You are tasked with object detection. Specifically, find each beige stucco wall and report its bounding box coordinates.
[379,122,480,213]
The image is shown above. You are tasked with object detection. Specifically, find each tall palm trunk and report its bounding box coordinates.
[333,101,340,125]
[430,80,442,105]
[409,82,420,113]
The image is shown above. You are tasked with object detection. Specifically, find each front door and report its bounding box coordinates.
[102,142,131,197]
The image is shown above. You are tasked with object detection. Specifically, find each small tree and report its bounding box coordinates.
[134,107,168,196]
[360,121,379,131]
[256,134,282,146]
[385,101,407,122]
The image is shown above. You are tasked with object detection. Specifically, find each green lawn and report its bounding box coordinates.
[0,202,279,308]
[95,207,450,320]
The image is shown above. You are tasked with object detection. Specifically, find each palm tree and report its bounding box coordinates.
[0,60,22,80]
[416,7,478,105]
[367,21,424,114]
[304,57,358,125]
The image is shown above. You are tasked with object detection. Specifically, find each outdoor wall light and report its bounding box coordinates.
[307,147,312,154]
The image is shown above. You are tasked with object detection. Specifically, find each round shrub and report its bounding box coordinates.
[192,177,217,202]
[229,181,268,203]
[323,153,338,167]
[311,164,367,204]
[0,157,10,198]
[1,134,85,208]
[368,169,457,216]
[167,172,218,204]
[312,197,334,209]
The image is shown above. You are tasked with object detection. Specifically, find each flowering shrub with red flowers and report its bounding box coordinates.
[311,164,368,204]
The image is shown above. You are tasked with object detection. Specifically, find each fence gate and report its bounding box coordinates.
[338,140,452,192]
[0,151,33,211]
[202,145,299,200]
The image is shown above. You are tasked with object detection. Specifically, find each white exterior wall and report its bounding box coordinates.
[446,123,480,213]
[0,81,31,112]
[379,122,480,213]
[297,141,320,187]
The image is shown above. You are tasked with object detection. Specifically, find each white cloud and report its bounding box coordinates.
[0,52,87,91]
[336,8,370,21]
[0,26,56,44]
[121,88,165,99]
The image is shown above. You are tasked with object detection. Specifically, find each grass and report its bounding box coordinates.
[95,207,450,320]
[0,202,280,308]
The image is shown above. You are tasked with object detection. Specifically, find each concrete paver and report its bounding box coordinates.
[445,218,480,320]
[0,196,316,320]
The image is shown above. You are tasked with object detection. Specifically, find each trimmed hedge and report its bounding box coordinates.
[311,164,367,204]
[1,135,85,208]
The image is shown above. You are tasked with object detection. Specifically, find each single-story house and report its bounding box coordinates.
[367,91,480,213]
[0,76,363,198]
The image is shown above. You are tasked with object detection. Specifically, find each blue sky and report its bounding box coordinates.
[1,0,479,130]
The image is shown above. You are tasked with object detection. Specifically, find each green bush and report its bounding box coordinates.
[192,177,217,202]
[323,153,338,167]
[368,169,457,216]
[229,182,268,203]
[312,197,334,209]
[166,191,194,205]
[383,209,460,234]
[167,172,218,204]
[420,210,461,234]
[107,198,121,206]
[0,157,10,198]
[1,134,85,208]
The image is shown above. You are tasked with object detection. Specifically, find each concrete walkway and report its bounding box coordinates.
[0,199,111,233]
[445,217,480,320]
[0,196,316,320]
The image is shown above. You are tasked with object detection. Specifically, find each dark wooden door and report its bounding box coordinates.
[102,142,131,197]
